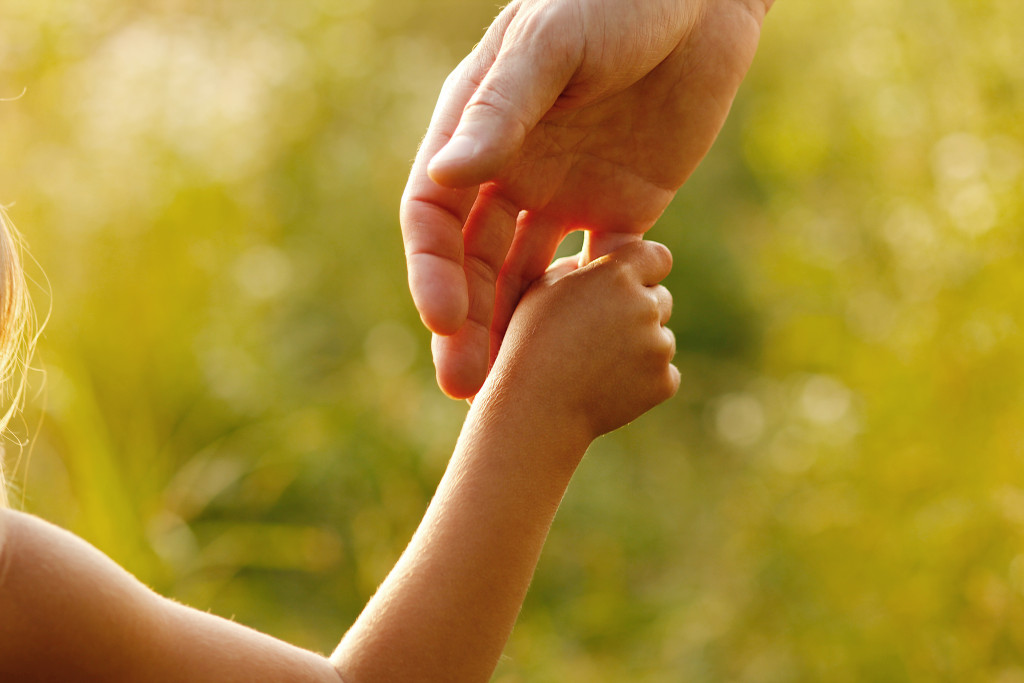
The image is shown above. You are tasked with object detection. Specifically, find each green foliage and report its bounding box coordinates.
[2,0,1023,679]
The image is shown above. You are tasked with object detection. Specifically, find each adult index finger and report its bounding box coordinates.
[400,57,485,335]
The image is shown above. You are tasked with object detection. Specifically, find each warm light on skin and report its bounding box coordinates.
[402,0,773,399]
[0,239,677,682]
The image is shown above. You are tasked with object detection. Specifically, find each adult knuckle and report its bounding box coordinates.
[464,253,500,288]
[465,83,531,141]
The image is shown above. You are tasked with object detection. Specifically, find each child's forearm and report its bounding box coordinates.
[0,380,585,683]
[330,378,592,683]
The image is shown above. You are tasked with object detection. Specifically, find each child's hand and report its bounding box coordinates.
[486,240,679,443]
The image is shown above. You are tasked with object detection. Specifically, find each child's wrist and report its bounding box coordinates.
[472,371,595,469]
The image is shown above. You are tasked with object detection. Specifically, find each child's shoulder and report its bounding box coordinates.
[0,508,68,562]
[0,508,104,604]
[0,508,30,584]
[0,509,47,588]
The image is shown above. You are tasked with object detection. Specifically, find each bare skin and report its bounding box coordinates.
[401,0,775,398]
[0,241,677,683]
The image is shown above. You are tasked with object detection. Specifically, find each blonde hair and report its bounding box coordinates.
[0,206,36,508]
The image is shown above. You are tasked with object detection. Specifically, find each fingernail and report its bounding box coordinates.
[430,134,477,169]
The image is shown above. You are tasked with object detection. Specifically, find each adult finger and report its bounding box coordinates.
[400,195,473,336]
[432,188,521,399]
[489,212,569,364]
[543,254,581,282]
[431,325,489,400]
[427,2,584,188]
[581,230,643,264]
[400,57,487,335]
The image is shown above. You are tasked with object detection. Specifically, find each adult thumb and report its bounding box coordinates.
[428,9,582,188]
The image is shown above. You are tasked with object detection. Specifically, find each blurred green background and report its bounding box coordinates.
[2,0,1023,680]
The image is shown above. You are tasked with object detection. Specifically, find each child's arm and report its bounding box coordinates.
[0,508,343,682]
[0,240,676,682]
[332,240,678,681]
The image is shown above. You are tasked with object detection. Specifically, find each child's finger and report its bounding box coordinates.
[656,328,681,400]
[651,284,673,325]
[640,241,673,286]
[661,325,677,361]
[665,362,682,399]
[620,240,672,286]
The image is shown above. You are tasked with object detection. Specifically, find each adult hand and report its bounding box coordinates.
[401,0,774,398]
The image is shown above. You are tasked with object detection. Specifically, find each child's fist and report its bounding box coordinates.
[491,240,679,442]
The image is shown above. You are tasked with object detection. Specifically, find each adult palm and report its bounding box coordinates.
[401,0,774,398]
